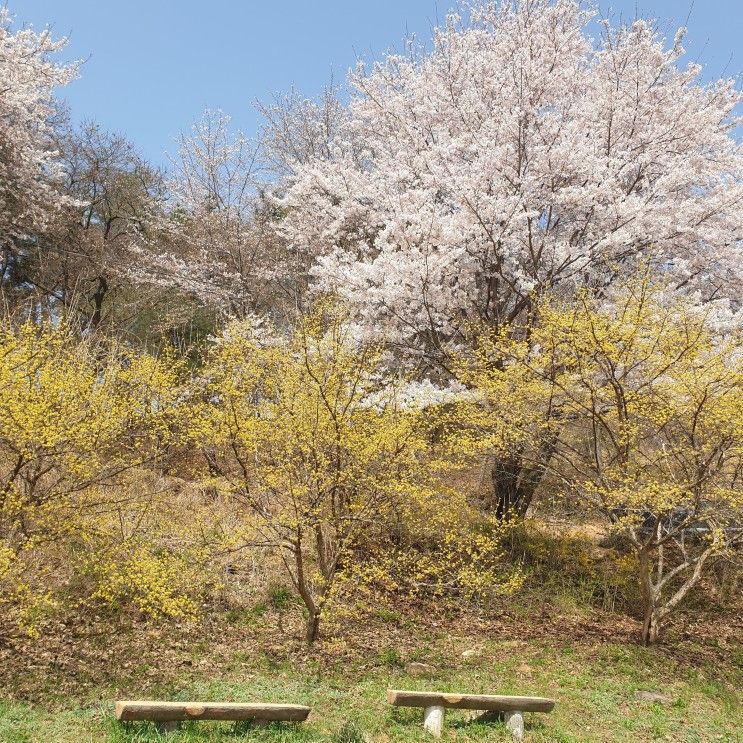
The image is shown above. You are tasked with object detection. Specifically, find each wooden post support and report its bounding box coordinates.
[423,705,445,737]
[504,710,524,741]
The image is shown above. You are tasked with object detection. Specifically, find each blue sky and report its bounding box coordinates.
[13,0,743,166]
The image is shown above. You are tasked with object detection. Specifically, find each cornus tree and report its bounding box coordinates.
[200,305,514,643]
[200,306,437,643]
[277,0,743,514]
[461,278,743,643]
[552,284,743,645]
[0,10,77,292]
[0,322,187,628]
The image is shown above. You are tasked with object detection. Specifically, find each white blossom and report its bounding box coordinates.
[0,10,77,263]
[277,0,743,348]
[130,110,292,315]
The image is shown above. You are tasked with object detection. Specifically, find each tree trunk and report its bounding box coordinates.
[638,550,662,645]
[492,456,522,520]
[489,434,557,520]
[305,610,321,644]
[90,275,108,330]
[490,455,544,520]
[641,604,662,646]
[292,540,321,645]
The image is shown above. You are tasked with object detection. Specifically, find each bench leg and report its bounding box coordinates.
[155,720,181,734]
[423,705,445,737]
[504,711,524,741]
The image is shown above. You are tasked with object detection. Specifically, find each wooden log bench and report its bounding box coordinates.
[115,700,311,733]
[387,689,555,741]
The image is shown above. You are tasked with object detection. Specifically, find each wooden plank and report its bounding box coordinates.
[387,689,555,713]
[115,701,310,722]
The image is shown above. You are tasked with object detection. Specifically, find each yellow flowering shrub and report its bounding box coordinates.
[458,275,743,643]
[200,304,516,642]
[89,542,197,619]
[346,486,522,604]
[450,324,564,520]
[0,321,189,629]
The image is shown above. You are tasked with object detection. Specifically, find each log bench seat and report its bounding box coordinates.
[115,700,311,733]
[387,689,555,741]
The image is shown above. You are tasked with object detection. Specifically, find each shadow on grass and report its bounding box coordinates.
[389,707,550,741]
[109,719,316,742]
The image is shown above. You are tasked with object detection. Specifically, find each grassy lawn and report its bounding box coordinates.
[1,636,740,743]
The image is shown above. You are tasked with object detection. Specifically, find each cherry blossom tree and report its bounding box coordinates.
[279,0,742,345]
[276,0,743,514]
[257,85,348,178]
[0,9,77,293]
[132,110,297,318]
[130,91,348,319]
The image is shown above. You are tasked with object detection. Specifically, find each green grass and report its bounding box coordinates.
[1,638,741,742]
